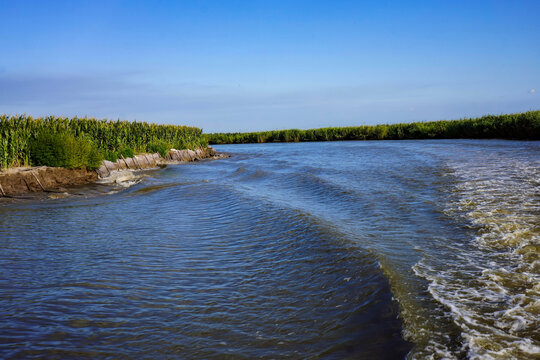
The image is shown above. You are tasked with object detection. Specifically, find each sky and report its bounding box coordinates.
[0,0,539,132]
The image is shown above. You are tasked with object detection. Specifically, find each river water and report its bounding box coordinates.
[1,140,538,359]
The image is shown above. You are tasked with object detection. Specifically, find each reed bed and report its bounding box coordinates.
[0,115,208,169]
[207,111,540,144]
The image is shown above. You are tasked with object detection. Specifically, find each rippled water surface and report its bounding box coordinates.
[1,140,538,359]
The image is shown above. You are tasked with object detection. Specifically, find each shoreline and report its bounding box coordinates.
[0,147,228,198]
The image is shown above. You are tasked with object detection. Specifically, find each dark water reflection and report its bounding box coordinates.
[0,162,408,358]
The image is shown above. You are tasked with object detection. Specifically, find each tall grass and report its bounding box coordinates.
[207,111,540,144]
[0,115,208,169]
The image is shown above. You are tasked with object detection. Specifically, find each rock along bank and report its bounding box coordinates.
[0,147,227,197]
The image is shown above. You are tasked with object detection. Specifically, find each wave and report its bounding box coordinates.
[414,151,540,359]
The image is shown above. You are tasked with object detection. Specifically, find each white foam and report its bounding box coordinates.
[413,150,540,359]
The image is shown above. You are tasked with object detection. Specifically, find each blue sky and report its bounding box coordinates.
[1,0,539,132]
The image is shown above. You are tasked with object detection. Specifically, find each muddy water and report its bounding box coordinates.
[1,140,538,359]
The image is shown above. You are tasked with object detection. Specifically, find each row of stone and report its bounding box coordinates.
[166,147,217,162]
[96,147,219,178]
[0,147,224,196]
[96,153,162,178]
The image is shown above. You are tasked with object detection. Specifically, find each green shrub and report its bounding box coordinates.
[117,146,135,159]
[104,150,118,162]
[148,139,172,158]
[29,131,104,169]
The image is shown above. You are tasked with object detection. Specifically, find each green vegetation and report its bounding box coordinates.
[148,139,174,158]
[29,131,103,169]
[0,115,208,169]
[207,111,540,144]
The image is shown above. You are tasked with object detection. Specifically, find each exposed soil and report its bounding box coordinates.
[0,147,228,197]
[0,167,98,196]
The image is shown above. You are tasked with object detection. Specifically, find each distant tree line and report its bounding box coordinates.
[207,111,540,144]
[0,115,208,169]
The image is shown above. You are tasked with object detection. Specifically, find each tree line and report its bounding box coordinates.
[207,111,540,144]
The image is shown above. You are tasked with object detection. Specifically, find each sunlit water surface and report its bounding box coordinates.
[1,140,538,359]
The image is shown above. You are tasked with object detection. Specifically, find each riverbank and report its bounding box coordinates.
[0,147,227,197]
[1,115,209,170]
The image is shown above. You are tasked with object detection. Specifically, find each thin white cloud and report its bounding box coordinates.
[1,71,538,132]
[529,88,536,94]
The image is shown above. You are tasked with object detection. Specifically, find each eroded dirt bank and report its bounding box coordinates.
[0,147,226,197]
[0,167,98,196]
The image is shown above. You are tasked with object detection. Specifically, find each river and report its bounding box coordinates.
[1,140,538,359]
